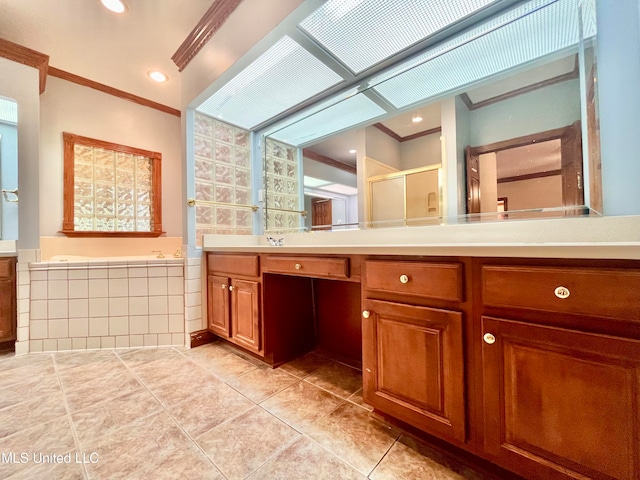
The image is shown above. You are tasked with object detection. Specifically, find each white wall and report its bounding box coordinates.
[497,176,563,211]
[365,126,401,170]
[0,58,40,249]
[400,132,442,170]
[479,152,498,212]
[468,80,581,147]
[303,157,357,187]
[39,77,183,238]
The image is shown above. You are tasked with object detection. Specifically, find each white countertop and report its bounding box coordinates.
[0,240,17,257]
[203,215,640,259]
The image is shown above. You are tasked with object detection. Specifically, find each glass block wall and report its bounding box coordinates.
[194,112,253,246]
[74,146,153,232]
[263,138,301,231]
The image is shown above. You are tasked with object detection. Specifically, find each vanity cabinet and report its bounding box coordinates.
[362,259,468,444]
[0,257,16,343]
[207,254,262,355]
[478,261,640,480]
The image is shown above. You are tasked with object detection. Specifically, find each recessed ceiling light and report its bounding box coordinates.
[411,113,423,123]
[99,0,128,13]
[147,71,168,83]
[349,149,356,154]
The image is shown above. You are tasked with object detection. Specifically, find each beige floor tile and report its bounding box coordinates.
[227,366,299,403]
[131,356,204,387]
[137,442,224,480]
[0,417,75,479]
[63,370,143,412]
[57,358,128,390]
[166,382,254,438]
[54,350,118,370]
[304,360,363,399]
[116,347,183,367]
[0,362,56,390]
[260,381,343,432]
[196,406,300,480]
[279,351,333,379]
[347,388,374,412]
[0,374,62,410]
[183,344,259,381]
[71,388,163,447]
[370,435,484,480]
[82,411,192,480]
[143,365,223,408]
[247,436,366,480]
[305,402,400,476]
[5,452,86,480]
[0,352,53,371]
[0,392,68,439]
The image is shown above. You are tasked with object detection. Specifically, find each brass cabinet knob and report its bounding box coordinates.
[295,263,302,270]
[221,284,227,289]
[362,310,370,319]
[228,285,234,291]
[483,333,496,344]
[554,286,570,299]
[399,274,409,284]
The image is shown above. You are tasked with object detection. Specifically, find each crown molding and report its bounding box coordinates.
[373,123,441,143]
[0,37,49,93]
[303,149,357,174]
[171,0,243,72]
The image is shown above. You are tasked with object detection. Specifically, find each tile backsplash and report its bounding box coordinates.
[27,257,185,352]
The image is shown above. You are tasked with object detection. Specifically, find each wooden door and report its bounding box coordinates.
[230,279,261,353]
[560,121,584,208]
[0,259,16,343]
[482,316,640,480]
[207,275,230,338]
[312,198,332,230]
[466,146,481,214]
[362,299,466,443]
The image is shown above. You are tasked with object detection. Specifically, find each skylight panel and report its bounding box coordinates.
[268,93,386,146]
[371,0,589,109]
[196,36,344,129]
[298,0,498,74]
[0,98,17,124]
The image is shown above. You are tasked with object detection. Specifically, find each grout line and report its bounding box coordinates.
[51,352,90,480]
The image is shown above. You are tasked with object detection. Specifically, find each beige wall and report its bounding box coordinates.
[400,132,442,170]
[39,77,183,244]
[498,175,563,211]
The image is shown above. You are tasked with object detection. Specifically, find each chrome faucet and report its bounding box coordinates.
[266,236,284,246]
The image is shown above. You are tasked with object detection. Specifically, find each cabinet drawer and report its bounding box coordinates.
[365,260,463,302]
[207,254,259,277]
[482,265,640,320]
[262,256,349,279]
[0,259,14,279]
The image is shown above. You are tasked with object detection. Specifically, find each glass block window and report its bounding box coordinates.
[194,112,253,246]
[263,137,301,231]
[62,133,162,237]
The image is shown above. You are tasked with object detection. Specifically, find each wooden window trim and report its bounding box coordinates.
[61,132,164,237]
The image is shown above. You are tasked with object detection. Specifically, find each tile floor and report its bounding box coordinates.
[0,343,487,479]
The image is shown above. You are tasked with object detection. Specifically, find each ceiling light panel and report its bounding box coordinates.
[197,36,344,129]
[269,93,386,146]
[298,0,498,74]
[371,0,592,109]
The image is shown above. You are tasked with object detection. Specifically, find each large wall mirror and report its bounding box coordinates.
[0,97,18,240]
[262,0,599,233]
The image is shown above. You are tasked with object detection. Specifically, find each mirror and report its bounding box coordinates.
[263,0,599,233]
[0,97,19,239]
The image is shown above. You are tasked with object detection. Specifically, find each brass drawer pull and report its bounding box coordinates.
[399,274,409,284]
[554,286,570,299]
[228,285,234,292]
[294,263,302,270]
[483,333,496,344]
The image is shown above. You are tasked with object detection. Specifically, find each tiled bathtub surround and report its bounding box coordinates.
[28,257,185,352]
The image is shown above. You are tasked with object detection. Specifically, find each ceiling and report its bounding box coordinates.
[0,0,212,108]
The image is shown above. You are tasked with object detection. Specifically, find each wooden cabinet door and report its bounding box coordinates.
[0,278,16,342]
[207,275,230,338]
[362,299,465,443]
[482,316,640,480]
[230,279,261,354]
